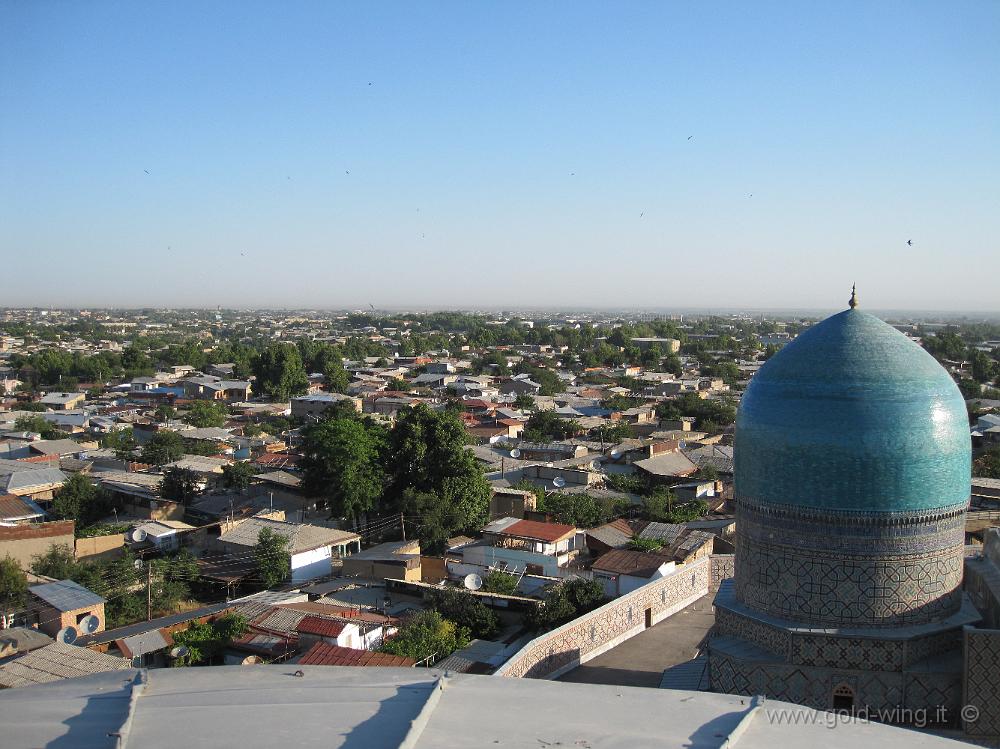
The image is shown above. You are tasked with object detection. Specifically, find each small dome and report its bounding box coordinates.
[735,308,970,513]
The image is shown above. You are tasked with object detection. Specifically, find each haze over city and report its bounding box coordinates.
[2,2,997,310]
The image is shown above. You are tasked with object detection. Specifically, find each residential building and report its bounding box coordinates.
[460,517,579,576]
[216,517,361,582]
[28,579,106,637]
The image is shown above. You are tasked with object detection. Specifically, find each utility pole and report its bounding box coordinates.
[146,562,152,622]
[400,512,406,541]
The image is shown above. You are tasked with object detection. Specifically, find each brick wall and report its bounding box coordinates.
[0,521,75,570]
[495,556,711,679]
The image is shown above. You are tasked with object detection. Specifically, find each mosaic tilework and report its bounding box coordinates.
[710,646,963,721]
[963,628,1000,738]
[735,532,964,627]
[498,557,711,679]
[710,554,734,591]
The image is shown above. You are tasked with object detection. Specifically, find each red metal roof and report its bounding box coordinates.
[501,519,576,543]
[296,616,347,638]
[297,642,414,668]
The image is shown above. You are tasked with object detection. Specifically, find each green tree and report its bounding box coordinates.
[300,418,386,522]
[387,377,411,392]
[627,537,664,552]
[590,421,633,445]
[526,578,607,631]
[221,461,256,491]
[379,610,469,662]
[254,527,291,588]
[159,468,201,505]
[252,343,309,401]
[0,556,27,621]
[481,570,519,596]
[13,414,61,440]
[52,474,110,527]
[30,544,78,579]
[324,359,350,394]
[154,404,176,423]
[425,588,500,639]
[171,613,249,667]
[141,430,187,465]
[383,405,491,549]
[183,400,227,428]
[513,392,535,410]
[523,411,580,442]
[101,427,137,460]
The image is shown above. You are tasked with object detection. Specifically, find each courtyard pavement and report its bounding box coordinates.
[556,594,716,688]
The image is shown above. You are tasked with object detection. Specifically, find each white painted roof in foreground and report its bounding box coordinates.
[0,666,968,749]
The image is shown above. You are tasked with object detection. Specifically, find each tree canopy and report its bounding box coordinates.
[0,556,27,621]
[254,527,291,588]
[301,418,386,522]
[252,343,309,401]
[140,430,187,465]
[379,610,469,663]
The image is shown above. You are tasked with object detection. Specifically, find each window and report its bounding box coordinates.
[832,683,854,712]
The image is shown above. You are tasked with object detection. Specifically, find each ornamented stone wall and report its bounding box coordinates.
[710,554,734,591]
[496,557,711,679]
[734,497,966,627]
[963,627,1000,738]
[711,645,963,718]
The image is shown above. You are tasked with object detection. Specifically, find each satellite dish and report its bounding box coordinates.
[462,394,470,400]
[133,559,144,570]
[552,476,566,489]
[170,646,189,659]
[56,626,78,645]
[241,655,262,665]
[678,441,687,449]
[464,573,483,591]
[610,449,622,460]
[589,460,600,470]
[509,448,521,459]
[130,528,148,543]
[79,614,101,634]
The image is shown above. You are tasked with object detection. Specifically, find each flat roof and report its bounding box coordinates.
[0,666,970,748]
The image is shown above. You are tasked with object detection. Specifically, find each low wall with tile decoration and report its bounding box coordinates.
[496,556,712,680]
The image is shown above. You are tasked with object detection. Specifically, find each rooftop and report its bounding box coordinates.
[0,666,968,748]
[217,517,360,554]
[29,579,105,612]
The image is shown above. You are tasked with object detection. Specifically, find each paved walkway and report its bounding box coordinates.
[557,594,716,688]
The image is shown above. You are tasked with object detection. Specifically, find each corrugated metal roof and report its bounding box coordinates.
[296,616,347,638]
[29,579,105,612]
[0,642,131,688]
[218,517,359,554]
[296,642,414,667]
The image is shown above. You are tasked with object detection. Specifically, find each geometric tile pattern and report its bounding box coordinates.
[710,645,964,719]
[963,628,1000,737]
[734,497,966,627]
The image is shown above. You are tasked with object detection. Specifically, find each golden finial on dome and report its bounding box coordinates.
[848,283,858,309]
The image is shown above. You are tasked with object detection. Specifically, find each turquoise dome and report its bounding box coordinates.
[735,308,971,513]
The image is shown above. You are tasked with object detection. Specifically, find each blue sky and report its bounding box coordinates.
[1,1,998,311]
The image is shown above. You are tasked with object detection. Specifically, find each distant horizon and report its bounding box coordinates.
[4,303,1000,322]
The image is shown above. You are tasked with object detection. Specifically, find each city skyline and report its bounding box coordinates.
[2,2,998,310]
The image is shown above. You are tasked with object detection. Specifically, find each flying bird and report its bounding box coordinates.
[144,170,150,174]
[345,170,350,175]
[687,136,693,141]
[906,239,913,246]
[639,212,644,218]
